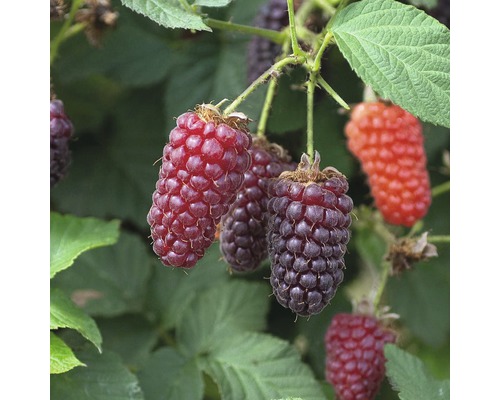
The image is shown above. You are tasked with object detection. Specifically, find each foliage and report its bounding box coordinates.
[50,0,450,399]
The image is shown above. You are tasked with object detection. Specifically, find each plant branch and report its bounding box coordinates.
[306,76,316,162]
[223,56,304,115]
[286,0,306,57]
[431,181,450,198]
[204,18,285,44]
[257,77,278,137]
[373,260,391,309]
[50,0,85,65]
[427,235,450,243]
[317,75,350,109]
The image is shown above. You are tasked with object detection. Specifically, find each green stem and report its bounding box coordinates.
[257,77,278,137]
[313,0,337,17]
[223,56,303,115]
[373,260,391,309]
[427,235,450,243]
[431,181,450,198]
[286,0,305,57]
[317,75,350,109]
[204,18,285,44]
[306,76,316,162]
[50,0,85,65]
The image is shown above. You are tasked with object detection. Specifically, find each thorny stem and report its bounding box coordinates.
[287,0,306,57]
[205,18,286,44]
[257,77,279,137]
[431,181,450,198]
[50,0,85,65]
[223,56,304,115]
[317,75,350,109]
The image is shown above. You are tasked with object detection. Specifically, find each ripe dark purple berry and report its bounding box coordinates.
[267,152,353,316]
[246,0,289,84]
[50,99,74,187]
[147,104,253,269]
[219,136,296,273]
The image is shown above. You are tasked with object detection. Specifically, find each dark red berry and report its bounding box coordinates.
[267,152,353,316]
[344,102,431,227]
[50,99,74,187]
[246,0,289,84]
[325,313,397,400]
[219,136,296,273]
[147,105,252,269]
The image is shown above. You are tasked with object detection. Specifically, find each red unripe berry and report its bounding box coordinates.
[147,105,252,268]
[325,313,397,400]
[344,102,431,227]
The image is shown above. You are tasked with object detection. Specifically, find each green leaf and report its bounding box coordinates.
[51,348,145,399]
[96,314,158,369]
[177,280,270,356]
[50,288,102,351]
[384,344,450,400]
[386,260,449,348]
[51,232,153,317]
[53,13,174,88]
[201,332,326,400]
[50,332,85,374]
[144,243,229,330]
[194,0,233,7]
[138,348,204,400]
[121,0,211,31]
[331,0,450,127]
[164,36,248,131]
[50,89,167,229]
[50,213,120,278]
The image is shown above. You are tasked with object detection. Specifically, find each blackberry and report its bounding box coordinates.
[219,136,296,273]
[50,99,74,187]
[147,104,252,269]
[325,312,397,400]
[267,152,353,317]
[246,0,289,84]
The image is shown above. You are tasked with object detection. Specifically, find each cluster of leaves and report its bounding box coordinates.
[50,0,450,399]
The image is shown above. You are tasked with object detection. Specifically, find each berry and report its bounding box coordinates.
[324,313,397,400]
[246,0,289,84]
[50,99,74,187]
[147,104,252,269]
[267,152,353,316]
[219,136,296,273]
[344,102,431,227]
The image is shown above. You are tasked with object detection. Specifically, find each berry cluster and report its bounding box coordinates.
[267,152,353,316]
[246,0,289,84]
[50,99,74,187]
[219,136,296,273]
[344,102,431,227]
[147,105,252,269]
[325,313,397,400]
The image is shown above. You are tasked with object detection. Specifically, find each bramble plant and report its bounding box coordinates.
[50,0,450,399]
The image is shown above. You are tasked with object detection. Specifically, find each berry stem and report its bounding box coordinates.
[373,259,392,310]
[286,0,306,57]
[431,181,450,198]
[204,18,286,44]
[427,235,450,243]
[306,76,317,162]
[223,55,304,115]
[256,76,278,137]
[317,75,350,109]
[50,0,85,65]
